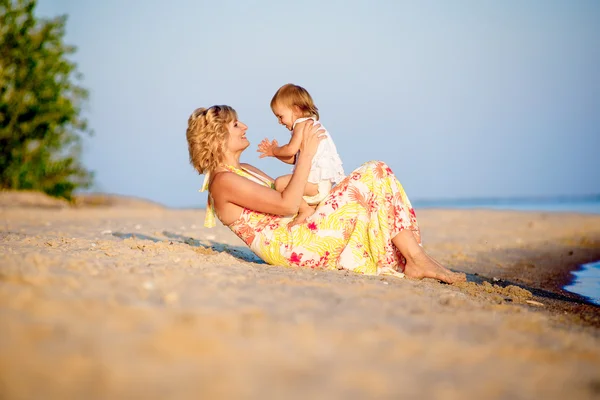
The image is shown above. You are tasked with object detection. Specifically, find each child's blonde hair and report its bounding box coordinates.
[270,83,320,120]
[186,105,238,174]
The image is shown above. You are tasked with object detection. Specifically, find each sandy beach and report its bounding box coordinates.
[1,192,600,399]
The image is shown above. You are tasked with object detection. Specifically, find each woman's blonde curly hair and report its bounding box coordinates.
[186,105,238,175]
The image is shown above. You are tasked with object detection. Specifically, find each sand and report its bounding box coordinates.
[1,192,600,399]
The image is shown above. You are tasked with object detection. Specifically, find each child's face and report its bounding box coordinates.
[272,103,298,131]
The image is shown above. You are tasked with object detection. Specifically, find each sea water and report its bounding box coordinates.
[413,195,600,305]
[413,195,600,215]
[563,261,600,306]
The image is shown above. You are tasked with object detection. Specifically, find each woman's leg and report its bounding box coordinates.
[392,230,466,284]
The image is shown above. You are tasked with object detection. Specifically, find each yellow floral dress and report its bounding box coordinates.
[204,161,421,277]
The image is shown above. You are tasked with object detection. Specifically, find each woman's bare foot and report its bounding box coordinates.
[403,251,466,284]
[288,207,316,228]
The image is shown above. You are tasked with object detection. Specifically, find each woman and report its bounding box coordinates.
[186,105,465,284]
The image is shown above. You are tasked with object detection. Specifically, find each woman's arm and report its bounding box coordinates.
[213,121,324,216]
[212,172,299,216]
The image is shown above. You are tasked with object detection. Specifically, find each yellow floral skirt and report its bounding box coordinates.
[228,161,421,276]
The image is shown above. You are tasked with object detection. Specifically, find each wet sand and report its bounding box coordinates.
[1,193,600,399]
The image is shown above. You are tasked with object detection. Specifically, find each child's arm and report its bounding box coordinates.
[257,139,296,164]
[276,154,297,165]
[272,123,304,157]
[258,121,317,163]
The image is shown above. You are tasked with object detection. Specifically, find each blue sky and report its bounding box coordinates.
[37,0,600,208]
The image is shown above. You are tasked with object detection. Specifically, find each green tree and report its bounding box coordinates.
[0,0,92,201]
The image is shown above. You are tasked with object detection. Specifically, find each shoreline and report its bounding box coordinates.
[414,209,600,325]
[563,260,600,306]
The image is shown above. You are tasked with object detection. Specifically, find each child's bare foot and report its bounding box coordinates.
[288,207,316,228]
[403,251,466,284]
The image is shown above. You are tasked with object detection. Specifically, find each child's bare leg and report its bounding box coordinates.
[274,179,318,227]
[275,177,319,198]
[289,200,316,227]
[274,175,293,193]
[289,182,318,226]
[275,174,314,208]
[304,182,319,197]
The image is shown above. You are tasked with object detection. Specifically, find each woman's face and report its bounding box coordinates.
[225,119,249,152]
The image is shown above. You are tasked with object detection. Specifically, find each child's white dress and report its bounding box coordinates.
[292,117,345,205]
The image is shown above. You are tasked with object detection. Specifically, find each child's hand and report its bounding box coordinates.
[257,138,279,158]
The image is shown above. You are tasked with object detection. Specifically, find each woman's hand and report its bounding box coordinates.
[298,120,326,158]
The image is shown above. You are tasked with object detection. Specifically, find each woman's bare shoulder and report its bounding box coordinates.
[210,170,238,192]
